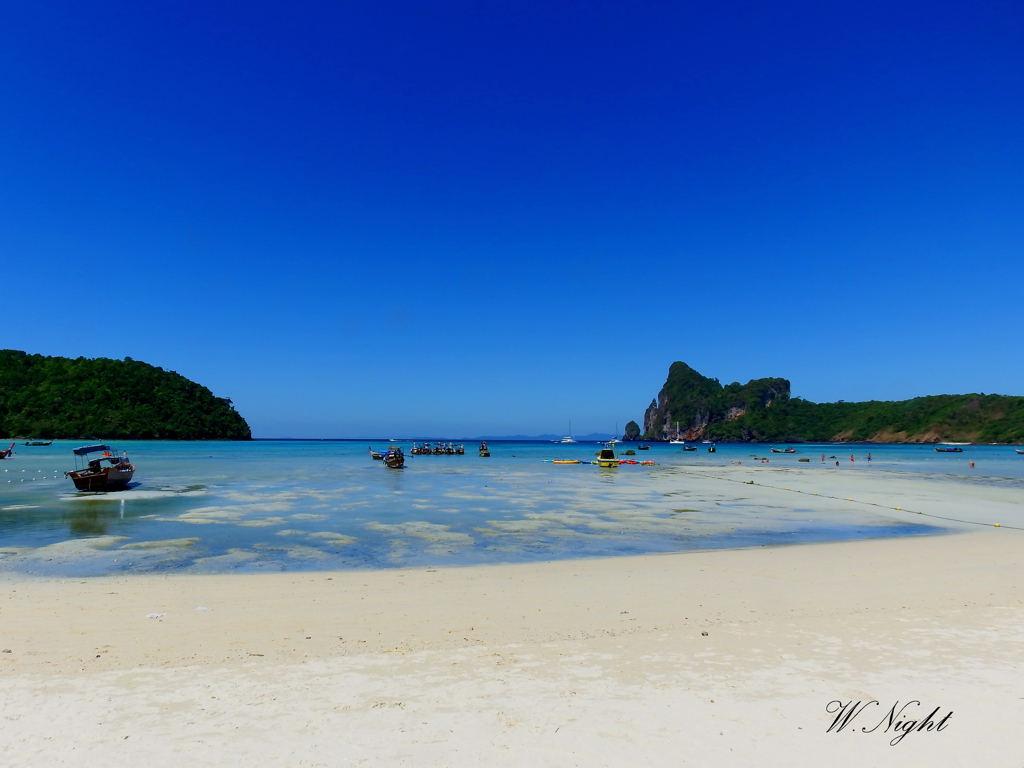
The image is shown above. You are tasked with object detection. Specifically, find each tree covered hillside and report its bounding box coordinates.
[0,350,251,440]
[638,361,1024,443]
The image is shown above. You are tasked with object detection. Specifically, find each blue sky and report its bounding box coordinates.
[2,1,1022,437]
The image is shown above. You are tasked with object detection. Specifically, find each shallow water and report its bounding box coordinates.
[2,440,1016,576]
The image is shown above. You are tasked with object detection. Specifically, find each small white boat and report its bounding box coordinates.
[1015,448,1023,455]
[560,421,577,443]
[669,422,685,444]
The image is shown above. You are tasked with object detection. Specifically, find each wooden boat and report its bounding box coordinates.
[24,440,53,446]
[597,446,619,468]
[383,446,405,469]
[934,446,963,453]
[708,445,716,453]
[455,444,465,455]
[444,443,456,455]
[682,445,697,451]
[0,442,14,459]
[64,444,134,491]
[638,444,650,450]
[1016,448,1024,455]
[769,447,796,453]
[479,441,490,457]
[369,446,383,460]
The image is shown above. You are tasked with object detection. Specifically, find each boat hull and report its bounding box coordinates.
[68,467,134,491]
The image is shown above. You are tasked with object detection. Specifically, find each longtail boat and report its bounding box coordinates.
[64,444,135,491]
[770,446,796,453]
[383,446,405,469]
[0,442,14,459]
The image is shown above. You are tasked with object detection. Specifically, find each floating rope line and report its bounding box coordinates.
[669,468,1023,531]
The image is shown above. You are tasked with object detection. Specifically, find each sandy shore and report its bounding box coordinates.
[2,518,1023,767]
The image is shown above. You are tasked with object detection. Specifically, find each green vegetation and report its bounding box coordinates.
[0,350,252,440]
[623,420,641,441]
[640,361,1024,443]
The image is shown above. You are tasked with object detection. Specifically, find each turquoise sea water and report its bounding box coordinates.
[1,440,1020,576]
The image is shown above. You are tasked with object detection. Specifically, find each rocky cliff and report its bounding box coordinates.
[641,362,789,441]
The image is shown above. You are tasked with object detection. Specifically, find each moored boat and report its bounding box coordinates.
[708,445,716,453]
[479,441,490,457]
[64,444,135,491]
[597,445,619,468]
[934,446,963,453]
[669,421,685,444]
[1016,448,1024,455]
[638,444,650,450]
[24,440,53,446]
[383,445,405,468]
[769,446,796,453]
[0,442,14,459]
[369,446,383,460]
[682,445,697,451]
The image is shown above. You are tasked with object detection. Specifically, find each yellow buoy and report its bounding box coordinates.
[994,523,1001,527]
[895,507,901,510]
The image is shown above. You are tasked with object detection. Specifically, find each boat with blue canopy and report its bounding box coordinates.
[65,444,135,491]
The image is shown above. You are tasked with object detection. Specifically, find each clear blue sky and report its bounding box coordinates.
[2,1,1022,437]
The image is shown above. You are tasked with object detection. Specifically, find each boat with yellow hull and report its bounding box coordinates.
[597,446,619,468]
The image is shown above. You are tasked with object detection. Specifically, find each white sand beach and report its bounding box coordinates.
[2,467,1023,766]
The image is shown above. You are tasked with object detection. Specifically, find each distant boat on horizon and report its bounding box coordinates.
[560,421,577,444]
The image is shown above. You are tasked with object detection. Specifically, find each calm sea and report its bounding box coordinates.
[1,440,1019,576]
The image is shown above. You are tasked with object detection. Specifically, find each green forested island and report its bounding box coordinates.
[636,361,1024,444]
[0,350,251,440]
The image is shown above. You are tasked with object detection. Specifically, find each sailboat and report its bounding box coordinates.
[560,421,577,444]
[669,422,685,445]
